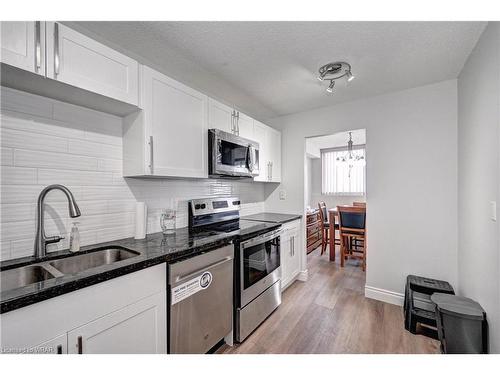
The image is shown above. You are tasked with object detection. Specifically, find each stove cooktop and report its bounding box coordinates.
[190,219,280,238]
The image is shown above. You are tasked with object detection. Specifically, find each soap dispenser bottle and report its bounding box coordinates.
[69,222,81,253]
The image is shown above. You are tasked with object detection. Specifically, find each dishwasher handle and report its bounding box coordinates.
[173,256,233,285]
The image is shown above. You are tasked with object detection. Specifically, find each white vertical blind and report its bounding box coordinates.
[321,148,366,195]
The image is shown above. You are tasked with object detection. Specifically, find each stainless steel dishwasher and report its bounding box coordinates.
[168,244,234,354]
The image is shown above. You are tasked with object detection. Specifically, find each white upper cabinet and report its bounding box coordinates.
[123,65,208,178]
[208,98,234,133]
[253,120,269,182]
[45,22,139,106]
[267,126,282,183]
[237,111,254,140]
[253,120,281,182]
[1,21,45,75]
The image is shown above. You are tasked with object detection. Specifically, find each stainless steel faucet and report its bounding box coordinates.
[34,184,81,259]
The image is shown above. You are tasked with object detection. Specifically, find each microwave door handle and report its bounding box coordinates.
[247,144,255,172]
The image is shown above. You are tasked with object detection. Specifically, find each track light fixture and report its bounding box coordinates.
[326,80,335,93]
[317,61,354,93]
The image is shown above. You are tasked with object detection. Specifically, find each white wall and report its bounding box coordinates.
[266,80,458,303]
[457,22,500,353]
[0,87,265,261]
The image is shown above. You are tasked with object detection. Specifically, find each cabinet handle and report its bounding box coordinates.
[77,336,83,354]
[235,111,240,135]
[54,23,60,76]
[148,135,154,174]
[35,21,41,72]
[56,344,63,354]
[292,236,295,256]
[270,161,273,181]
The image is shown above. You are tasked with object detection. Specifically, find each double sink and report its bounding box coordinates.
[1,247,140,292]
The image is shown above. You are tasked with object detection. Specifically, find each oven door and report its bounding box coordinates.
[209,129,260,177]
[240,229,281,307]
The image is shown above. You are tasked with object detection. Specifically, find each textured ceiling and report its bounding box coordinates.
[74,21,486,119]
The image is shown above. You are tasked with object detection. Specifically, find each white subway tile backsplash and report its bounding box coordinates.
[1,147,13,165]
[1,166,37,185]
[97,158,123,172]
[1,87,265,261]
[1,112,86,139]
[38,168,113,186]
[68,139,122,160]
[1,126,69,153]
[15,149,98,171]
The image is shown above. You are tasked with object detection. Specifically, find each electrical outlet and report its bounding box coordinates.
[279,190,286,200]
[490,201,497,221]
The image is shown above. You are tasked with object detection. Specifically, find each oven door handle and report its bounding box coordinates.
[241,229,281,249]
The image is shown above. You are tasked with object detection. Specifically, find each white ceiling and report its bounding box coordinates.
[74,21,486,119]
[307,129,366,155]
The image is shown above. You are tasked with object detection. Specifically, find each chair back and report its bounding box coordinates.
[353,202,366,208]
[337,205,366,232]
[318,201,328,224]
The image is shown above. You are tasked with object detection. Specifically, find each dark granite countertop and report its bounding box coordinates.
[0,222,279,314]
[241,212,302,224]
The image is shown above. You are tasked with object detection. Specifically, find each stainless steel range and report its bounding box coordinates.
[188,197,282,342]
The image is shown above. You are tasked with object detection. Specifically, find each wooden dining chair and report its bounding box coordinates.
[317,202,329,255]
[337,205,367,271]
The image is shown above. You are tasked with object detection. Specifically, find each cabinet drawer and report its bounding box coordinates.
[307,231,321,244]
[306,213,319,225]
[307,221,321,237]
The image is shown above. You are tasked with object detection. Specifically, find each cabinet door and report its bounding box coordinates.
[0,21,45,75]
[67,291,166,354]
[253,120,269,182]
[26,333,67,355]
[208,98,234,133]
[143,66,208,178]
[46,22,138,105]
[268,127,282,182]
[280,233,290,289]
[236,111,254,140]
[288,230,301,280]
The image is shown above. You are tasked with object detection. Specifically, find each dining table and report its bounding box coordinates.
[327,207,338,262]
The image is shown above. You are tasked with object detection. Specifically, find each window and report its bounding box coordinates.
[321,147,366,195]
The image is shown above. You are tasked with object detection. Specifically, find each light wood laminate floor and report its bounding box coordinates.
[217,248,440,354]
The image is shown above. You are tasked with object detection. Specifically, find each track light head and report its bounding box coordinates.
[326,80,335,93]
[345,70,355,82]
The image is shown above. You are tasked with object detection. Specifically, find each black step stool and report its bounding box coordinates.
[404,275,455,336]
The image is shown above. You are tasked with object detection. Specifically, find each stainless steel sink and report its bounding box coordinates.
[48,247,140,274]
[1,265,57,291]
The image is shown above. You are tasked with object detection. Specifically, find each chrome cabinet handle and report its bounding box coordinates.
[54,23,60,76]
[35,21,41,72]
[77,336,83,354]
[235,111,240,135]
[270,161,273,181]
[148,135,154,174]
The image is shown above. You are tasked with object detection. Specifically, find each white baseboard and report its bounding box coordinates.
[297,270,308,282]
[364,285,404,306]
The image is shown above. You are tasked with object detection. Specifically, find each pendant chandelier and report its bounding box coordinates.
[336,132,365,176]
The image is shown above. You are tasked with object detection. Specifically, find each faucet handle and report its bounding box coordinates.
[46,235,64,244]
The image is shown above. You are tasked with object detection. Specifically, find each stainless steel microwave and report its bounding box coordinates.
[208,129,260,178]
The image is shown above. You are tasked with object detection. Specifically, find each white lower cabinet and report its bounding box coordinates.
[281,219,302,290]
[27,334,67,355]
[67,292,165,354]
[0,264,167,354]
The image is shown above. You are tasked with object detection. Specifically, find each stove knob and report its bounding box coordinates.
[200,204,206,209]
[195,204,201,210]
